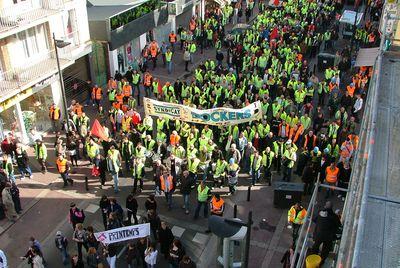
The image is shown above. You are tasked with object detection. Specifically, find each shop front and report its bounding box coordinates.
[0,75,62,143]
[88,1,169,78]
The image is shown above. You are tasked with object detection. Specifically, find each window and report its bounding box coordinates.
[14,24,50,63]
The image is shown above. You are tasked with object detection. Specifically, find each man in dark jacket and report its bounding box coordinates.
[15,147,33,179]
[311,201,341,264]
[216,50,224,66]
[180,170,193,214]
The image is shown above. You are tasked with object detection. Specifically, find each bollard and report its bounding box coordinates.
[233,204,237,218]
[85,176,89,191]
[247,186,251,201]
[244,211,253,268]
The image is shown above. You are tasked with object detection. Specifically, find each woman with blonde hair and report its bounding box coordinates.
[72,223,88,260]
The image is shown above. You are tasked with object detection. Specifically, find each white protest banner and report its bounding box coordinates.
[143,98,262,126]
[94,223,150,244]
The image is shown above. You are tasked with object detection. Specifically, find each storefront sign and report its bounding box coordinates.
[0,74,57,113]
[144,98,262,126]
[94,223,150,244]
[0,88,33,113]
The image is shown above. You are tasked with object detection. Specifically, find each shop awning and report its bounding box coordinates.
[355,47,380,67]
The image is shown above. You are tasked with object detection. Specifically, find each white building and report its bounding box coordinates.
[0,0,92,143]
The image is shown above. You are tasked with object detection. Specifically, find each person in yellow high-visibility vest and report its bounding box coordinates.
[49,103,61,133]
[250,150,262,186]
[287,202,307,244]
[194,181,211,219]
[165,48,173,74]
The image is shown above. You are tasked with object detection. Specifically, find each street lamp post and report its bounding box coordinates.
[53,32,71,132]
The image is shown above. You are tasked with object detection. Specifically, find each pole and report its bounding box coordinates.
[350,3,360,53]
[85,176,89,191]
[247,186,251,201]
[53,32,70,132]
[243,211,252,268]
[233,204,237,218]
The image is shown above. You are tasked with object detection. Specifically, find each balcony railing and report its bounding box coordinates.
[0,49,73,103]
[0,0,64,35]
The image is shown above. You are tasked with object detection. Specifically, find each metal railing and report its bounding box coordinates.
[336,11,399,267]
[0,0,64,32]
[0,49,73,98]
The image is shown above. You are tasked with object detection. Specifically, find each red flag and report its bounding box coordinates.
[91,119,108,141]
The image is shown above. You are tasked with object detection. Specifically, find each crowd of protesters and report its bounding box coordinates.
[0,0,385,266]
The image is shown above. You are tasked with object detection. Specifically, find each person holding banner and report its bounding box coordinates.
[144,243,158,268]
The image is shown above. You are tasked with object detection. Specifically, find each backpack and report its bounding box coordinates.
[71,208,85,223]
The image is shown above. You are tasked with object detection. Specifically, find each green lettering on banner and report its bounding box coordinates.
[219,111,229,121]
[210,112,220,121]
[243,110,252,119]
[145,98,262,126]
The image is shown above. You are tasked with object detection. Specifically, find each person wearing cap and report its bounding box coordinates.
[282,140,297,182]
[55,231,69,265]
[311,201,341,265]
[287,202,307,244]
[69,202,85,230]
[34,139,47,173]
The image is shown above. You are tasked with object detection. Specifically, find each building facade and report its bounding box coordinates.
[0,0,91,143]
[87,0,199,81]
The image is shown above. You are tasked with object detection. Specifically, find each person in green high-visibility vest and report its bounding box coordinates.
[194,181,211,219]
[34,139,47,173]
[132,158,145,194]
[2,154,15,183]
[188,42,196,64]
[250,150,262,186]
[165,48,173,74]
[262,147,275,186]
